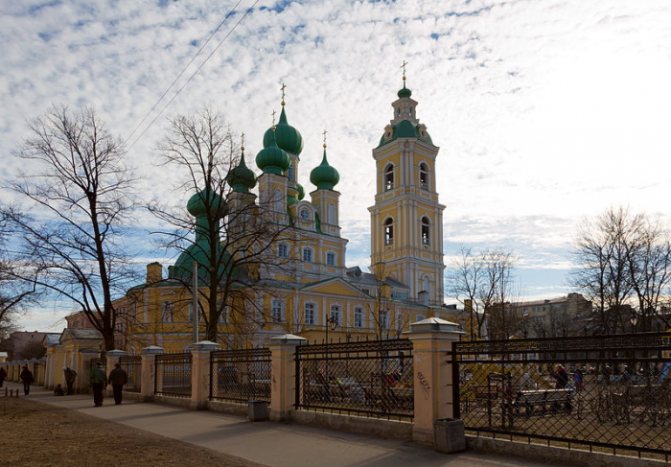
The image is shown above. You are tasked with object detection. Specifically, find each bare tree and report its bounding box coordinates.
[572,207,671,334]
[1,107,136,350]
[149,109,290,344]
[448,247,516,339]
[624,217,671,331]
[0,214,36,337]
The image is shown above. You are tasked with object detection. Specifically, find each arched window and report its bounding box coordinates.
[419,163,429,190]
[384,218,394,245]
[300,208,310,220]
[421,217,430,245]
[384,164,394,191]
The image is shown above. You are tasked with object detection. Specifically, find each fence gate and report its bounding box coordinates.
[453,333,671,463]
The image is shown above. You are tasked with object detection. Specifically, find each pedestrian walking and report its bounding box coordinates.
[89,362,106,407]
[108,363,128,405]
[20,365,34,395]
[0,366,6,388]
[64,367,77,395]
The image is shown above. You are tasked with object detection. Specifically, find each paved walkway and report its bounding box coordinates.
[5,382,561,467]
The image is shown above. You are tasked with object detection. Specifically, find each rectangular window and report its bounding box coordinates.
[302,248,312,262]
[326,252,335,266]
[354,306,363,328]
[329,305,342,326]
[304,302,315,325]
[278,243,288,257]
[161,302,173,323]
[271,299,284,323]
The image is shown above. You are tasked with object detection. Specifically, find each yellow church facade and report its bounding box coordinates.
[114,80,455,353]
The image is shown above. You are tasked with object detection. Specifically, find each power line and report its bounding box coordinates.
[127,0,261,151]
[125,0,244,145]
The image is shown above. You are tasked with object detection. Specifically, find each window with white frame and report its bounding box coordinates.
[329,304,342,326]
[277,242,288,258]
[302,247,313,262]
[354,306,364,328]
[326,252,335,266]
[304,302,316,325]
[161,301,174,323]
[271,299,284,323]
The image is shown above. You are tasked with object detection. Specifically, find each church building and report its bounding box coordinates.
[114,78,455,352]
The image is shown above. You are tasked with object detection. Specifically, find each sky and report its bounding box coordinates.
[1,0,671,332]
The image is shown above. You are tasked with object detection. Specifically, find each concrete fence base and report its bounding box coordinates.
[467,435,667,467]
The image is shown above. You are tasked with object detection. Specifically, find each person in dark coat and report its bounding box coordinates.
[89,363,106,407]
[20,365,34,395]
[0,367,6,388]
[552,364,569,389]
[108,363,128,405]
[64,367,77,395]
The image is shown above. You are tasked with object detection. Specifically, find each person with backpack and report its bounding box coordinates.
[89,362,106,407]
[20,365,34,395]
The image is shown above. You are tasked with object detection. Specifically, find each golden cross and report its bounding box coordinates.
[401,60,408,86]
[322,129,328,148]
[280,82,287,107]
[241,133,245,154]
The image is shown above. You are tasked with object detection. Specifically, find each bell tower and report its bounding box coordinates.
[368,68,445,304]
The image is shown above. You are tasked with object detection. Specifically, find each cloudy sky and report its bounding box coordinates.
[2,0,671,331]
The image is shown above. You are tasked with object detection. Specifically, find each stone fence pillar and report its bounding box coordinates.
[190,341,219,410]
[269,334,306,422]
[106,350,127,396]
[141,346,163,401]
[407,318,463,446]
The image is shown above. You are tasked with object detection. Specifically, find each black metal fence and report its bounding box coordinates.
[295,339,414,421]
[454,332,671,462]
[119,355,142,393]
[209,348,272,403]
[155,352,192,398]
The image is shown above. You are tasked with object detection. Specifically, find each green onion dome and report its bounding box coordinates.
[310,149,340,190]
[256,131,290,175]
[296,183,305,200]
[397,86,412,98]
[226,155,256,193]
[186,188,227,218]
[262,108,303,156]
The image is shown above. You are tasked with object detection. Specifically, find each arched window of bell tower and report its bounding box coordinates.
[419,163,429,190]
[384,218,394,245]
[421,216,430,245]
[384,164,394,191]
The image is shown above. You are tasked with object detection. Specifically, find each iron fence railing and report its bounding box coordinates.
[119,355,142,393]
[209,348,272,403]
[155,352,192,398]
[295,339,414,421]
[454,332,671,463]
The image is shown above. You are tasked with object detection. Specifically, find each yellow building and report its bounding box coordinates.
[115,80,455,352]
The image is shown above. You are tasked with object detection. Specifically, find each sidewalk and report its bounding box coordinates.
[6,382,560,467]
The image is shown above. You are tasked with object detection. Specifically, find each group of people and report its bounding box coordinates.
[5,361,127,407]
[89,362,128,407]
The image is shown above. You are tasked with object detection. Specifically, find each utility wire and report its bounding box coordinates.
[127,0,260,151]
[125,0,243,145]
